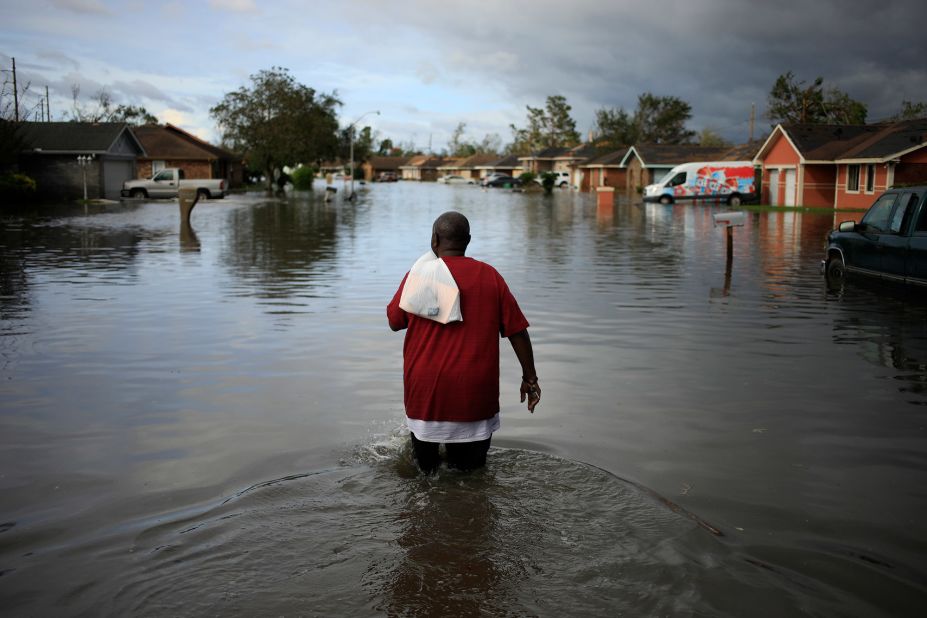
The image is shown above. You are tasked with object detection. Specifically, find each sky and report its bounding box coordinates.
[2,0,927,152]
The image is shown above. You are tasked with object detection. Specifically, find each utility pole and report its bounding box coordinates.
[46,85,50,121]
[749,103,755,142]
[12,57,19,122]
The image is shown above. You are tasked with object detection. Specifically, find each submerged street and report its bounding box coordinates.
[1,183,926,615]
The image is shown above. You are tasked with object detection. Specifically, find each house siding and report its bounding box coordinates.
[801,164,836,208]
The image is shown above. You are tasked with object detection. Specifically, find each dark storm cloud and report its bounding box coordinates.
[355,0,927,139]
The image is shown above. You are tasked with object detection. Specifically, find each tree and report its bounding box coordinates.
[697,128,730,147]
[211,67,341,192]
[67,86,158,124]
[509,95,580,154]
[338,125,376,168]
[594,92,695,146]
[448,122,476,157]
[893,100,927,120]
[377,138,394,155]
[767,71,867,125]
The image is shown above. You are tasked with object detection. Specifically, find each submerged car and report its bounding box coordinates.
[437,175,474,185]
[822,186,927,288]
[485,175,522,188]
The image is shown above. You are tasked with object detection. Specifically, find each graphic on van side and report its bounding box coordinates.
[671,165,755,198]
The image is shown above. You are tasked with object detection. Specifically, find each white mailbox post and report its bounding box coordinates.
[713,211,746,263]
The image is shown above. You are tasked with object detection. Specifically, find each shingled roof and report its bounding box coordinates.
[623,144,743,167]
[132,124,236,160]
[756,120,927,163]
[18,121,144,154]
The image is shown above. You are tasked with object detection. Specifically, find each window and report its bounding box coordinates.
[865,164,875,193]
[861,193,897,232]
[889,193,915,234]
[153,170,172,182]
[847,165,860,192]
[667,172,687,187]
[915,195,927,232]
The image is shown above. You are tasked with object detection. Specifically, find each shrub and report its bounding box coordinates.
[0,172,37,202]
[540,171,556,194]
[291,165,316,190]
[519,171,537,185]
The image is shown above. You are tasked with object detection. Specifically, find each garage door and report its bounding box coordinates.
[102,158,135,199]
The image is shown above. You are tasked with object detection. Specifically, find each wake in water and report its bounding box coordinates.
[3,425,914,616]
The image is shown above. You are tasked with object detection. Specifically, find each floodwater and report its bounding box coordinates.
[1,182,926,616]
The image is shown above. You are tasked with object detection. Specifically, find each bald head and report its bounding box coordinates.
[431,211,471,256]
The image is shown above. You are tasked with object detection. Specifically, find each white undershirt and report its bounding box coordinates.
[406,413,500,443]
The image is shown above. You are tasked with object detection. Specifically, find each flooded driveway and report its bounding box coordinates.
[1,183,925,615]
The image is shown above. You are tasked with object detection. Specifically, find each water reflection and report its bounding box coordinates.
[220,197,340,306]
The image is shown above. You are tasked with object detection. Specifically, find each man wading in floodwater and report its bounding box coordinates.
[387,211,540,473]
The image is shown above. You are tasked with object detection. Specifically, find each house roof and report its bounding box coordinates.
[755,120,927,164]
[519,146,571,160]
[836,119,927,161]
[132,124,236,160]
[475,154,521,169]
[365,155,410,169]
[629,143,736,167]
[556,143,603,160]
[18,121,144,155]
[438,153,500,169]
[400,155,446,169]
[582,148,630,167]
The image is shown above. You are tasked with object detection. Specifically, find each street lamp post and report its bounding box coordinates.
[348,110,380,200]
[77,154,94,201]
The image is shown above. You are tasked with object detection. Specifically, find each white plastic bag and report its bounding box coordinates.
[398,251,462,324]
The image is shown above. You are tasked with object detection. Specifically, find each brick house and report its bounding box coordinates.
[753,120,927,209]
[131,124,243,187]
[436,153,499,181]
[16,121,145,200]
[399,155,446,181]
[471,154,523,181]
[361,155,410,181]
[579,148,630,192]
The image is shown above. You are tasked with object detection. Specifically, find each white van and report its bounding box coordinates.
[643,161,756,206]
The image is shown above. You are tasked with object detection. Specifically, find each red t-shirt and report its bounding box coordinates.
[387,256,529,422]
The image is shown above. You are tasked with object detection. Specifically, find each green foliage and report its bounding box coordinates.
[340,125,377,163]
[595,93,695,146]
[509,95,580,154]
[0,120,25,166]
[377,138,394,155]
[290,165,316,190]
[698,128,730,147]
[0,172,37,201]
[518,171,537,185]
[766,71,867,125]
[894,100,927,120]
[210,67,341,191]
[540,171,556,194]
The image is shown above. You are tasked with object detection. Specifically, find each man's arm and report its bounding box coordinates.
[509,329,540,412]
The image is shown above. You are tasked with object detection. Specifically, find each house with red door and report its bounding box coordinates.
[753,120,927,210]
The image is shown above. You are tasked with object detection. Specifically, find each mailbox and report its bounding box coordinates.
[712,211,746,228]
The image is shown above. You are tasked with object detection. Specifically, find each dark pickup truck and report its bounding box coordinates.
[823,186,927,288]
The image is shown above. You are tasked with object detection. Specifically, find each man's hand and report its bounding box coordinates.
[520,378,541,413]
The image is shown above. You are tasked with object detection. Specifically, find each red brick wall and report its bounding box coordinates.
[135,159,213,180]
[835,164,878,210]
[801,164,836,208]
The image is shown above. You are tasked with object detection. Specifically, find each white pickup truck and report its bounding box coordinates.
[121,168,226,200]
